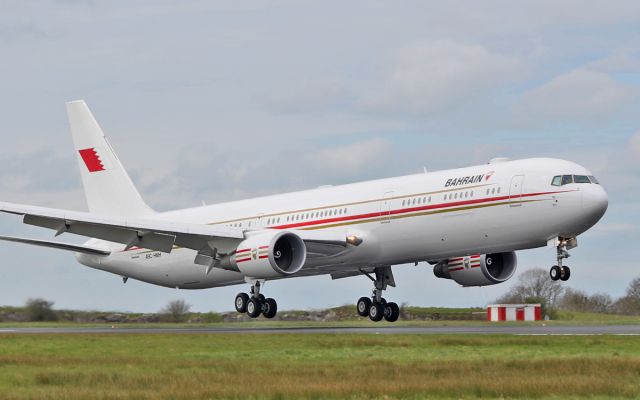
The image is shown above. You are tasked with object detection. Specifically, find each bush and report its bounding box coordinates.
[560,288,614,314]
[161,299,191,322]
[25,298,57,321]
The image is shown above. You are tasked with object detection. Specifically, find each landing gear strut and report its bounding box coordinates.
[234,281,278,319]
[550,238,575,282]
[356,266,400,322]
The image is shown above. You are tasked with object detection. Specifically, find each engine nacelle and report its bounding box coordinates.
[231,231,307,279]
[433,252,517,287]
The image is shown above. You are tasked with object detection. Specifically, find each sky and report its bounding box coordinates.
[0,1,638,313]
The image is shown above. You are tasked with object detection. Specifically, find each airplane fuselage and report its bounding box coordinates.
[77,157,608,289]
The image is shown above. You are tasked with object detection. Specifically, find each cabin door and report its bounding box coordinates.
[509,175,524,207]
[380,191,394,223]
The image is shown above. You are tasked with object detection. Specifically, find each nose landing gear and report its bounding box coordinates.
[550,238,575,281]
[356,266,400,322]
[234,280,278,319]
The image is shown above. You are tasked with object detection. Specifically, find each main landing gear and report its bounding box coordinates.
[356,266,400,322]
[234,281,278,319]
[549,238,576,282]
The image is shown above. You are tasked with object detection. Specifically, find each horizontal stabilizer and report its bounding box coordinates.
[0,235,111,256]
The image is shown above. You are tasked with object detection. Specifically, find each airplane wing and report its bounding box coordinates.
[0,235,111,256]
[0,201,244,254]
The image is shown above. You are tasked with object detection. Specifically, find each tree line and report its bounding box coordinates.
[495,268,640,316]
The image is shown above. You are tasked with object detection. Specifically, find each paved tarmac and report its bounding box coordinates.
[1,324,640,335]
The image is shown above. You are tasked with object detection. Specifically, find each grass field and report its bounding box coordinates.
[0,333,639,399]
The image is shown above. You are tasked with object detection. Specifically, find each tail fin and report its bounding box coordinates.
[66,100,155,217]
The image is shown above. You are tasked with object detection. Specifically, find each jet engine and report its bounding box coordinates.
[433,252,517,286]
[230,231,307,279]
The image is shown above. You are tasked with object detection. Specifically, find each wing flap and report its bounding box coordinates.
[23,214,177,253]
[0,235,111,256]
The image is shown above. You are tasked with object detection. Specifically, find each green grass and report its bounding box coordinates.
[0,333,639,399]
[0,309,638,329]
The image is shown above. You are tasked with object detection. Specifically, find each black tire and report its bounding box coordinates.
[357,297,372,317]
[246,298,262,318]
[379,298,387,305]
[235,293,249,313]
[263,298,278,319]
[560,266,571,281]
[384,302,400,322]
[369,302,384,322]
[550,265,561,281]
[258,294,266,302]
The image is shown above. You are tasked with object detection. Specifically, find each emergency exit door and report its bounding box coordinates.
[509,175,524,207]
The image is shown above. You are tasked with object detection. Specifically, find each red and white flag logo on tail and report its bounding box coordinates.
[78,147,107,173]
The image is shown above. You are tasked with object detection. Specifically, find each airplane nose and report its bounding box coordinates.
[582,185,608,225]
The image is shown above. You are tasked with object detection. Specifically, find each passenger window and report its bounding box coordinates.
[574,175,591,184]
[562,175,573,185]
[497,188,501,194]
[551,176,562,186]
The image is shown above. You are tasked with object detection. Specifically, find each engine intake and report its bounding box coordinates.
[433,252,517,287]
[232,231,307,279]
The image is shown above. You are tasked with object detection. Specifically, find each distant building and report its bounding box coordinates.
[487,304,542,321]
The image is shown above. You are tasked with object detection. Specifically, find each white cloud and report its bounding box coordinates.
[593,223,637,234]
[265,77,349,113]
[308,138,389,174]
[630,131,640,156]
[361,40,522,115]
[515,69,636,123]
[586,48,640,73]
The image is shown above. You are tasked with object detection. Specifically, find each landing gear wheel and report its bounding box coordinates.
[383,302,400,322]
[262,298,277,319]
[560,266,571,281]
[246,298,262,318]
[357,297,372,317]
[369,302,385,322]
[550,265,561,281]
[258,294,266,302]
[235,293,249,313]
[379,298,387,305]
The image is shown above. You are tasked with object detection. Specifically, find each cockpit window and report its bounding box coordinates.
[552,174,599,186]
[588,175,599,184]
[573,175,590,184]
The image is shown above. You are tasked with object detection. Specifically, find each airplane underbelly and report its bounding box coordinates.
[78,249,244,289]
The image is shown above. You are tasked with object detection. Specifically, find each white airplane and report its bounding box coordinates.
[0,101,608,322]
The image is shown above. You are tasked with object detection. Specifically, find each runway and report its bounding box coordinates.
[1,324,640,335]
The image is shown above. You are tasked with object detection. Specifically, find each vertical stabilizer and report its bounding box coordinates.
[66,100,155,217]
